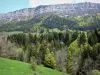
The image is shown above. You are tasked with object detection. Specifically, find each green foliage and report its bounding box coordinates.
[42,14,77,29]
[88,31,98,46]
[1,14,100,32]
[70,31,78,44]
[79,22,88,26]
[31,56,37,71]
[16,48,23,61]
[68,40,80,72]
[44,48,56,69]
[6,28,100,75]
[89,70,100,75]
[77,32,86,46]
[31,63,37,71]
[8,33,28,46]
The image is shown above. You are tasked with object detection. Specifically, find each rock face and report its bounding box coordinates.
[34,2,100,16]
[0,8,35,24]
[0,2,100,24]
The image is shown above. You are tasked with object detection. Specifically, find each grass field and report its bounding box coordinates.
[0,57,70,75]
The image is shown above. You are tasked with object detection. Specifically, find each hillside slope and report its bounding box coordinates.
[1,14,100,32]
[0,57,69,75]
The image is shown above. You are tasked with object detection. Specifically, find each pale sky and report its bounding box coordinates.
[29,0,100,7]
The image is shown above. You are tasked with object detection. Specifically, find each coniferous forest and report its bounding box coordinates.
[1,27,100,75]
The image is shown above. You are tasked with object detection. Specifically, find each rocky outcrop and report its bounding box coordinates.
[0,2,100,24]
[0,8,35,24]
[34,2,100,16]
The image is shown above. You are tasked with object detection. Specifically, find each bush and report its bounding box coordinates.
[31,56,37,71]
[89,70,100,75]
[31,63,37,71]
[44,48,56,69]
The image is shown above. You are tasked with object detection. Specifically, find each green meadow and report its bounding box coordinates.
[0,57,69,75]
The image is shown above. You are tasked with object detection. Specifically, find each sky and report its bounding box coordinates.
[0,0,100,13]
[29,0,100,7]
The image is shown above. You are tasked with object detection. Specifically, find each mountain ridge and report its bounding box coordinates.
[0,2,100,24]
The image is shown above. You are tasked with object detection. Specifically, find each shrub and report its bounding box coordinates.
[44,48,56,69]
[31,56,37,71]
[31,63,37,71]
[89,70,100,75]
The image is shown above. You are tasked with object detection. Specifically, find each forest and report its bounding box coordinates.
[0,27,100,75]
[0,14,100,32]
